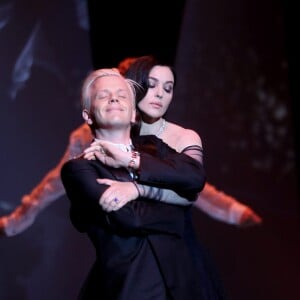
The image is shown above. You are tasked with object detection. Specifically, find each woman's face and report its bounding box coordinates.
[138,65,174,122]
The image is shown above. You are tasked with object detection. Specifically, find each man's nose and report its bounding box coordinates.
[108,98,119,104]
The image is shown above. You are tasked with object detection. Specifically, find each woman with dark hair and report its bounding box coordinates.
[127,55,226,299]
[90,55,227,299]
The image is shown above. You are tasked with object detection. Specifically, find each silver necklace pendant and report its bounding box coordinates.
[156,119,166,137]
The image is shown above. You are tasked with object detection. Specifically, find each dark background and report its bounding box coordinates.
[0,0,299,299]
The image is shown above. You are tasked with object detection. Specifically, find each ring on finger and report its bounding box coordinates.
[98,146,105,154]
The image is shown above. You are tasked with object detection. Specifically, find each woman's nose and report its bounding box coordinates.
[155,84,164,99]
[155,88,163,99]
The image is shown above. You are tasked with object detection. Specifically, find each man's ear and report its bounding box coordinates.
[82,109,93,125]
[131,108,136,124]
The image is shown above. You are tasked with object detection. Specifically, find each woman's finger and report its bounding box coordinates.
[96,178,114,186]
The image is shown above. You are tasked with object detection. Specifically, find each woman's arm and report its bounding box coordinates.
[96,178,191,209]
[61,159,186,237]
[85,135,206,200]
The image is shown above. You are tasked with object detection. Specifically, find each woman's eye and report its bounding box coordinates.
[164,85,173,93]
[147,79,156,88]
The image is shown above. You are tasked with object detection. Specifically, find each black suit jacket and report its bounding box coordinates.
[61,135,206,300]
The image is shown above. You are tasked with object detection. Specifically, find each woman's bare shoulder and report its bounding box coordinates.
[165,122,202,152]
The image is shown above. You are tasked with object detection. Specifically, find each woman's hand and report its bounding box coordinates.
[97,178,139,212]
[83,140,131,168]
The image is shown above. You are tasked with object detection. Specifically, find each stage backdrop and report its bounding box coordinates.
[0,0,94,299]
[170,0,300,299]
[0,0,299,300]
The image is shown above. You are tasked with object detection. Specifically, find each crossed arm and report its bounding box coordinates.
[82,135,205,211]
[61,140,205,237]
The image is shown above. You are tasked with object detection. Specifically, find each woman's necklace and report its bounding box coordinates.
[156,118,166,137]
[140,118,167,137]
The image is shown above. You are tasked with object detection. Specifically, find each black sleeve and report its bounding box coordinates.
[134,135,206,200]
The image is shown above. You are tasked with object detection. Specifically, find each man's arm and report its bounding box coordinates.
[0,124,92,237]
[61,159,186,237]
[194,183,262,227]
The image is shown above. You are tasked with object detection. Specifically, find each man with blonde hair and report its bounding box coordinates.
[61,68,206,299]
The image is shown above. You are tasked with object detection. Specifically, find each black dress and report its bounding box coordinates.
[184,209,227,299]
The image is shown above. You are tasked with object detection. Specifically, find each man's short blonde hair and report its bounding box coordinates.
[81,68,137,112]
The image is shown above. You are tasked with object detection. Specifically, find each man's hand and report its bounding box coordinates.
[238,207,263,228]
[0,202,38,237]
